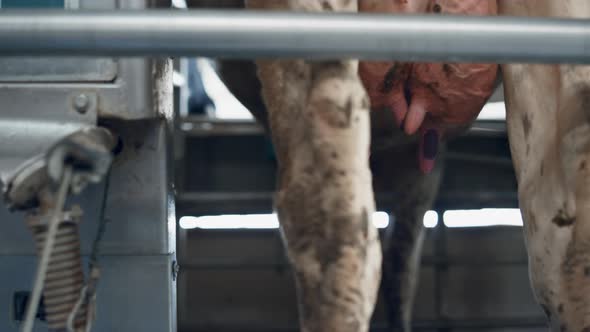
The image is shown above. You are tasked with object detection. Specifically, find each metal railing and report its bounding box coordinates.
[0,10,587,63]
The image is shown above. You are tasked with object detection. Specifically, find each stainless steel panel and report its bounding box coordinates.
[0,59,171,172]
[0,85,97,182]
[101,57,173,120]
[0,58,117,82]
[0,0,118,82]
[0,119,174,255]
[0,254,176,332]
[0,2,175,332]
[0,61,169,120]
[94,254,176,332]
[99,119,175,255]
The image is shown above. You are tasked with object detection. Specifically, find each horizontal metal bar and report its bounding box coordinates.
[180,117,265,137]
[0,10,588,63]
[183,317,548,331]
[176,190,519,215]
[177,117,508,138]
[178,258,530,271]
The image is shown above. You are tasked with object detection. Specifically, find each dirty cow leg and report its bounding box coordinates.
[505,64,590,332]
[502,62,590,331]
[372,144,443,331]
[247,1,382,331]
[500,1,590,331]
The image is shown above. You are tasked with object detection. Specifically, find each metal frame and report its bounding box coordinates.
[0,10,587,63]
[0,1,177,331]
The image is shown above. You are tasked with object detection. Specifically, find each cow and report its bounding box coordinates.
[188,0,590,331]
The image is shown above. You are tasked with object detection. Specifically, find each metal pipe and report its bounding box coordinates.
[0,10,588,63]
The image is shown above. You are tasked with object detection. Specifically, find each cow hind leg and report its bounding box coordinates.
[385,163,442,331]
[247,1,382,331]
[503,62,590,331]
[500,1,590,330]
[509,68,590,332]
[372,144,443,331]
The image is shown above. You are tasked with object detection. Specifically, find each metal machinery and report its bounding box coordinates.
[0,1,176,331]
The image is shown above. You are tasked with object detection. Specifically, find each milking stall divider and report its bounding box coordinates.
[0,2,587,332]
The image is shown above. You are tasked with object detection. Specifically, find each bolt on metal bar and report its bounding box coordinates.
[0,10,588,63]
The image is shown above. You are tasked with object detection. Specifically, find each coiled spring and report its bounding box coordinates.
[27,207,86,331]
